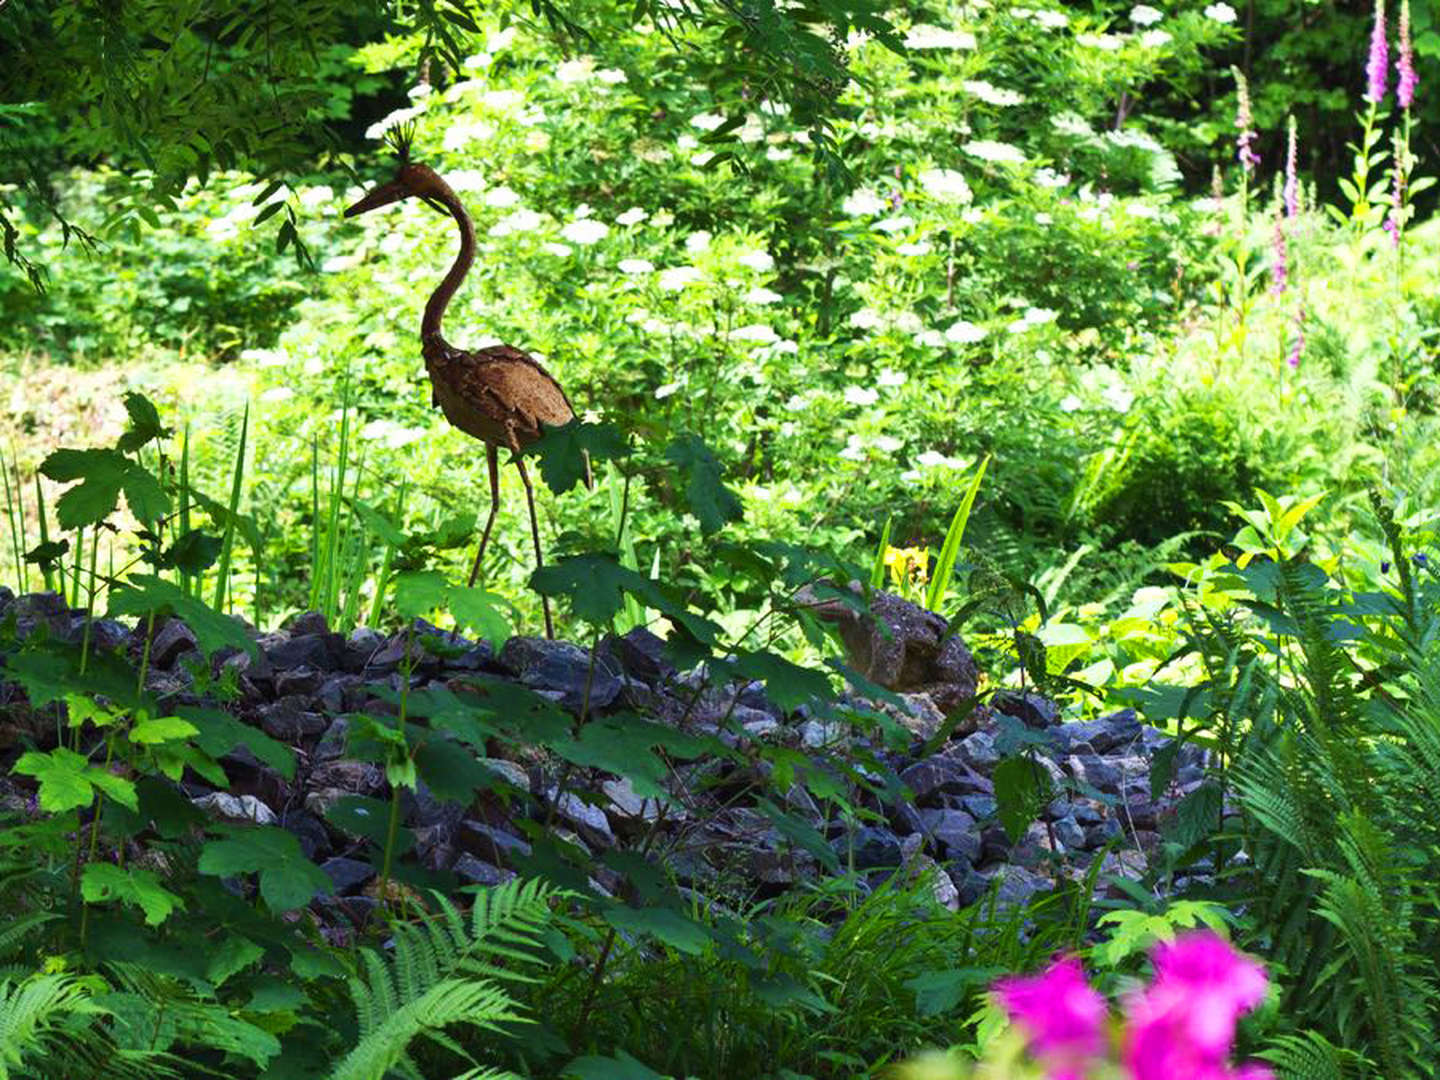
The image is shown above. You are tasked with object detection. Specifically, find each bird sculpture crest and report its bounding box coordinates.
[345,128,576,638]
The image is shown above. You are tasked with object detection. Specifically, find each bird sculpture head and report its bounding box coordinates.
[345,124,452,218]
[344,161,450,218]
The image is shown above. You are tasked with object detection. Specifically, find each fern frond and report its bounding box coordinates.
[0,973,104,1080]
[326,978,521,1080]
[1259,1029,1370,1079]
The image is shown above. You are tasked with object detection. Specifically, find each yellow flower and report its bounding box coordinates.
[883,545,930,592]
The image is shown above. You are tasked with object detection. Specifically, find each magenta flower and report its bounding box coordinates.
[1366,0,1389,105]
[1283,119,1300,219]
[1397,0,1417,108]
[995,954,1105,1077]
[1123,933,1271,1080]
[1288,307,1306,369]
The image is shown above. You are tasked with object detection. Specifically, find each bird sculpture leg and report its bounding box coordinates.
[514,457,554,640]
[467,443,502,589]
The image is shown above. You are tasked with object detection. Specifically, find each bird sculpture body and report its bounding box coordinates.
[346,158,575,638]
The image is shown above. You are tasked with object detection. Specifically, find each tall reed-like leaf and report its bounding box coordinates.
[925,455,988,613]
[213,403,249,614]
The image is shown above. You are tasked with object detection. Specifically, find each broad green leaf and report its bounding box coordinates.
[393,569,449,620]
[108,575,257,659]
[198,827,333,911]
[531,553,632,625]
[164,529,223,575]
[180,705,296,780]
[730,650,832,712]
[115,391,170,452]
[66,693,122,728]
[993,755,1053,842]
[602,904,712,955]
[664,435,742,534]
[449,585,513,646]
[348,496,407,546]
[205,935,265,987]
[564,1051,669,1080]
[129,714,200,745]
[905,968,1004,1016]
[81,863,182,926]
[528,419,629,494]
[13,748,96,812]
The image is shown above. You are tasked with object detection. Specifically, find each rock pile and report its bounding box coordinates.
[0,586,1209,919]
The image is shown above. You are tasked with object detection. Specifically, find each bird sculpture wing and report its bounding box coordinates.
[425,342,576,451]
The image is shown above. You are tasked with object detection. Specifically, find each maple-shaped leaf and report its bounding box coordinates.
[81,863,183,926]
[115,391,171,453]
[527,419,629,495]
[198,826,333,911]
[41,447,170,528]
[108,575,257,660]
[13,746,138,813]
[664,435,742,534]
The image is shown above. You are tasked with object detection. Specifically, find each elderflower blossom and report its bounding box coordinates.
[945,319,988,344]
[962,140,1027,165]
[560,219,609,245]
[745,287,784,305]
[963,80,1027,106]
[845,386,880,407]
[489,208,544,236]
[1203,2,1236,20]
[1130,4,1164,24]
[919,168,974,203]
[904,24,978,49]
[690,112,726,131]
[616,207,648,226]
[737,250,776,271]
[843,189,888,216]
[618,258,655,274]
[658,265,703,291]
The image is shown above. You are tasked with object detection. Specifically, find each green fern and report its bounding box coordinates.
[326,878,557,1080]
[1259,1030,1370,1079]
[0,973,103,1080]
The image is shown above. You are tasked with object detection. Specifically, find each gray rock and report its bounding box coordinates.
[1084,819,1122,848]
[458,821,532,866]
[1056,709,1141,754]
[321,856,375,894]
[607,626,675,684]
[192,792,277,825]
[275,665,323,697]
[289,611,330,636]
[992,690,1058,729]
[257,696,329,741]
[500,637,621,712]
[150,619,199,669]
[900,755,992,802]
[310,760,385,796]
[987,864,1052,909]
[453,854,515,887]
[268,631,345,671]
[956,730,1000,771]
[918,807,982,864]
[1066,754,1122,794]
[833,827,904,869]
[315,718,349,762]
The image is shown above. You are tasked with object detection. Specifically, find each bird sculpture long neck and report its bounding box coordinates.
[421,180,474,347]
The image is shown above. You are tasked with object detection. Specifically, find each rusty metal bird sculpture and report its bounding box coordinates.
[345,136,575,639]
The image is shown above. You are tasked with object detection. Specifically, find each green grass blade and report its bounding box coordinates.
[213,403,250,614]
[1,449,22,593]
[925,455,989,613]
[870,515,893,591]
[179,422,192,595]
[34,474,52,593]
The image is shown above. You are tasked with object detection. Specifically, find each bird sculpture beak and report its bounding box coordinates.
[344,180,408,217]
